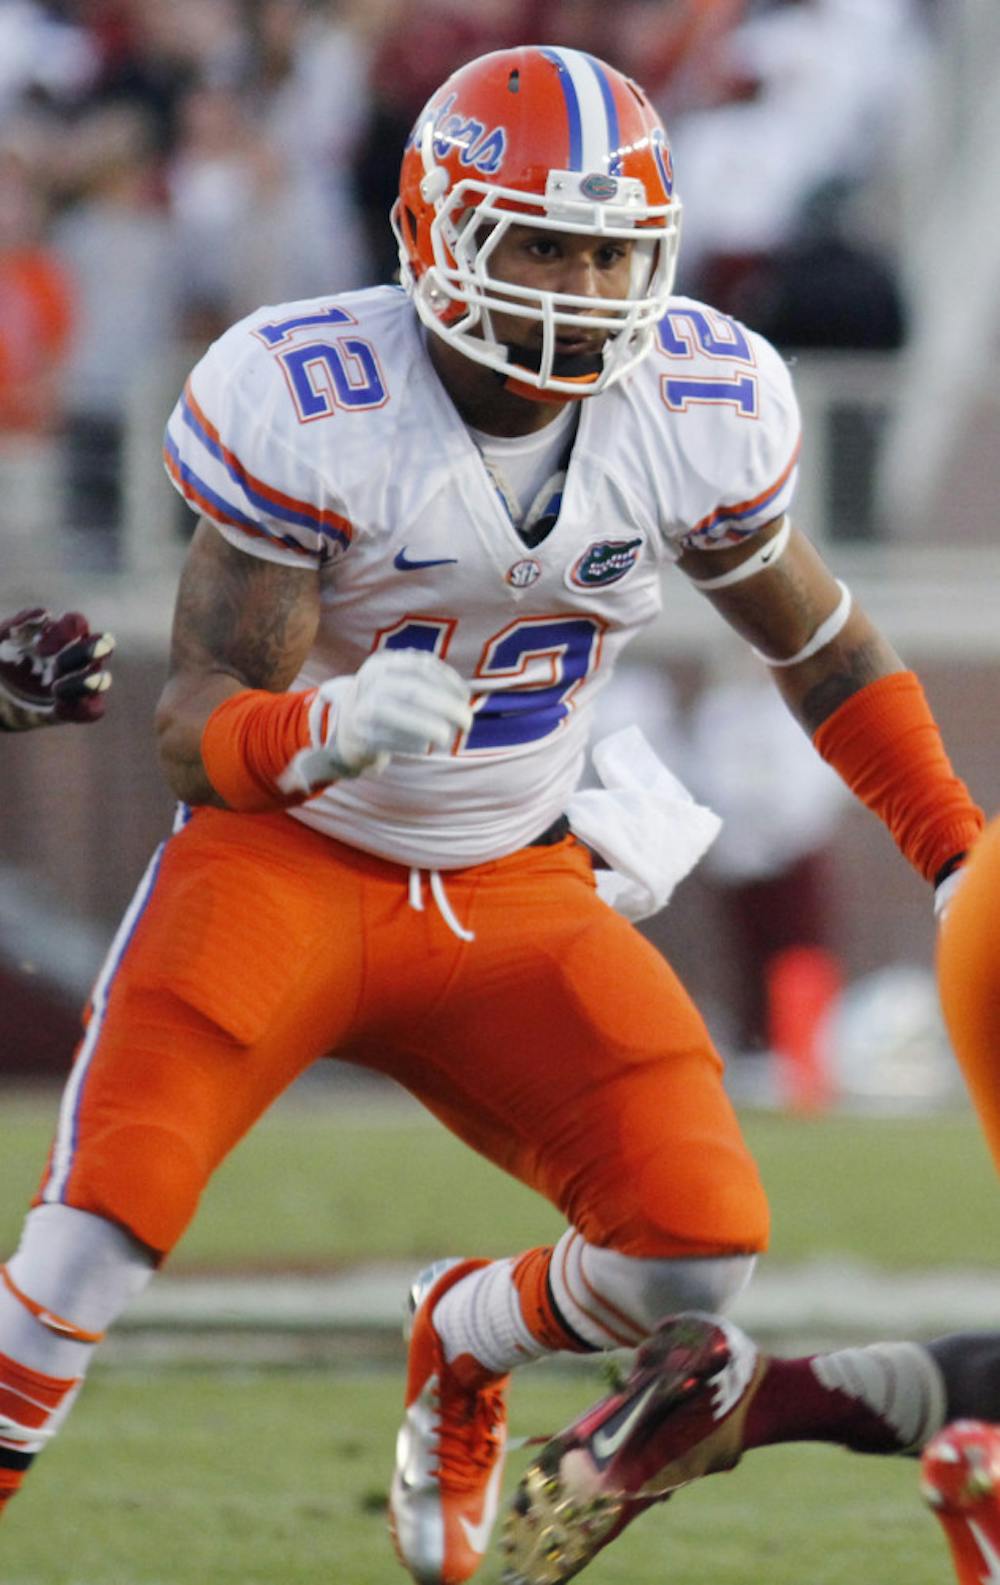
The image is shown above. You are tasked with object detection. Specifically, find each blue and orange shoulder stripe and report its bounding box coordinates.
[164,378,353,557]
[691,435,802,540]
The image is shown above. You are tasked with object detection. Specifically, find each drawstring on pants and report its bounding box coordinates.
[407,868,476,942]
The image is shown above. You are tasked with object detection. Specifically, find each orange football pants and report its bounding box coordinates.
[37,807,770,1259]
[937,813,1000,1176]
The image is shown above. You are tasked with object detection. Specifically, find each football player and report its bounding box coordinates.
[0,607,114,731]
[503,812,1000,1585]
[0,45,986,1585]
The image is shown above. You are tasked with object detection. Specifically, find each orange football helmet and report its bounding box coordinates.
[392,46,682,398]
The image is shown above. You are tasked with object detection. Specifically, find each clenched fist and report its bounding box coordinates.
[278,649,474,796]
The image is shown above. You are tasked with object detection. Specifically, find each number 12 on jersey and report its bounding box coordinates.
[381,614,605,751]
[657,307,759,418]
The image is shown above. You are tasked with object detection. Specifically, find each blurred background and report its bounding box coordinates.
[2,0,999,1102]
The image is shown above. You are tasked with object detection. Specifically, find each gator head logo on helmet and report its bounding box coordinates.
[392,46,682,401]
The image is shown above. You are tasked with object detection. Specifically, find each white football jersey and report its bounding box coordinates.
[164,286,800,868]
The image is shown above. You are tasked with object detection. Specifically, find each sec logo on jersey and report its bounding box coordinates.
[506,558,543,589]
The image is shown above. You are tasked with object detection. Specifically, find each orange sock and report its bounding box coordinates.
[0,1350,79,1514]
[511,1246,592,1354]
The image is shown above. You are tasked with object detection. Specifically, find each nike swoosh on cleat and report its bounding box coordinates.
[590,1382,661,1462]
[393,548,459,571]
[459,1450,505,1555]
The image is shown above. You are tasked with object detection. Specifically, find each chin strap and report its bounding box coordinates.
[503,375,587,404]
[502,341,604,403]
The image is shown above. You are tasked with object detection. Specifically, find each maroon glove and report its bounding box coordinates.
[0,608,114,730]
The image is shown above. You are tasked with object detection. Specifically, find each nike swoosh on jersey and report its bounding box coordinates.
[458,1441,506,1555]
[590,1382,661,1462]
[393,548,459,571]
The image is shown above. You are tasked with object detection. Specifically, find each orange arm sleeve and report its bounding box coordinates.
[199,688,315,812]
[812,671,984,885]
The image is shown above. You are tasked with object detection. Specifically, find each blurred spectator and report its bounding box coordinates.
[685,666,849,1056]
[0,1,98,122]
[244,0,375,300]
[0,147,74,551]
[0,148,73,433]
[72,0,249,152]
[708,180,907,351]
[535,0,748,113]
[668,0,933,311]
[355,0,532,282]
[53,102,181,566]
[166,82,284,333]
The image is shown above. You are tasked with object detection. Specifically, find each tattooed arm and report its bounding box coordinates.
[155,518,320,805]
[676,516,904,730]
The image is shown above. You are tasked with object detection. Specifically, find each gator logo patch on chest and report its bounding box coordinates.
[569,537,643,589]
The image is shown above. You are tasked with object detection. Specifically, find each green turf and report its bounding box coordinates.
[1,1364,955,1585]
[2,1083,996,1270]
[0,1087,986,1583]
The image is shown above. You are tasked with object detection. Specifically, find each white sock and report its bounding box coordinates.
[432,1258,549,1375]
[812,1342,948,1450]
[431,1233,757,1373]
[549,1230,757,1350]
[2,1203,155,1376]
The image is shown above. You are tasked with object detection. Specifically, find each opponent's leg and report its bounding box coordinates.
[501,1319,1000,1583]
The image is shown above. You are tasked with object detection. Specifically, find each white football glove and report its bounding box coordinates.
[278,650,473,797]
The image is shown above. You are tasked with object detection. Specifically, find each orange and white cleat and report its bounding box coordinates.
[921,1420,1000,1584]
[390,1258,510,1584]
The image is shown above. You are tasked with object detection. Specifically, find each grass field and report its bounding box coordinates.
[0,1081,995,1583]
[2,1079,997,1269]
[1,1366,956,1585]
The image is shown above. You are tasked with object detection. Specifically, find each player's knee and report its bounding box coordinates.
[587,1245,756,1329]
[633,1141,770,1255]
[575,1147,770,1258]
[67,1123,209,1255]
